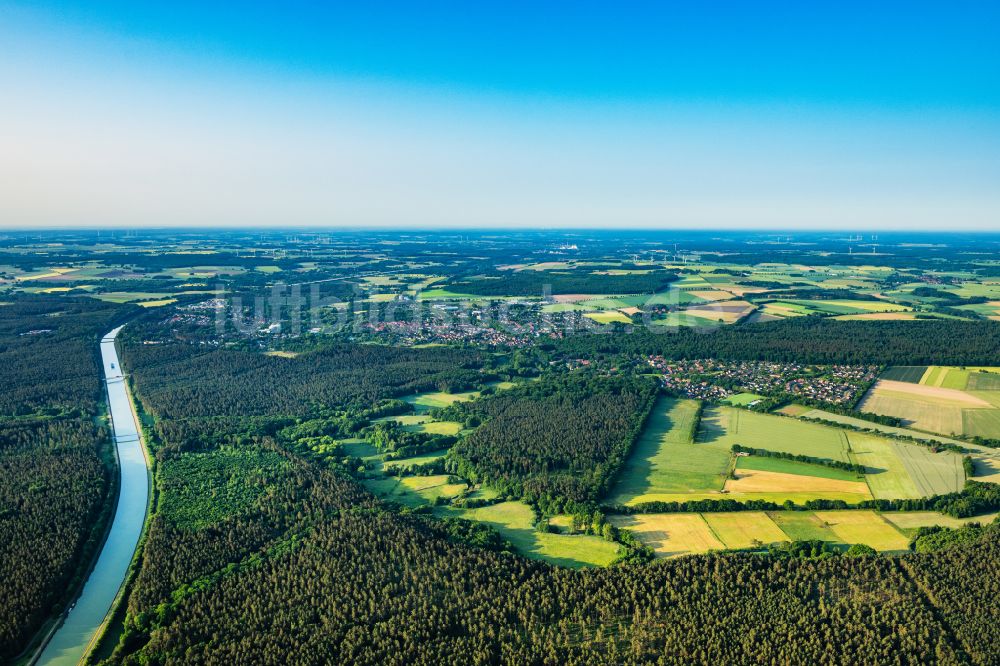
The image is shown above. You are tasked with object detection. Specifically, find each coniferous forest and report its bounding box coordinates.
[94,330,999,666]
[0,298,129,660]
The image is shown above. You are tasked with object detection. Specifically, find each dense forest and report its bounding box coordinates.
[442,375,657,502]
[102,335,1000,665]
[112,470,1000,665]
[554,318,1000,365]
[0,297,128,660]
[119,331,488,419]
[446,269,677,296]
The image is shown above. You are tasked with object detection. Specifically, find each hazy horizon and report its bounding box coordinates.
[2,1,999,230]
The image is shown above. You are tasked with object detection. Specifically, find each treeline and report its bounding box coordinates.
[753,288,882,301]
[0,296,128,661]
[731,445,866,474]
[555,318,1000,366]
[446,270,677,296]
[608,480,1000,518]
[442,374,658,502]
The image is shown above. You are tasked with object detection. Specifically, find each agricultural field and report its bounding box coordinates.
[699,406,851,462]
[609,402,964,506]
[613,509,923,558]
[794,407,975,461]
[757,299,911,318]
[724,467,871,497]
[783,299,912,315]
[442,501,620,568]
[833,312,919,321]
[882,511,1000,534]
[736,455,863,481]
[859,366,1000,438]
[583,310,632,324]
[676,300,755,324]
[817,510,911,551]
[701,512,788,549]
[608,513,725,557]
[607,398,729,503]
[650,311,722,328]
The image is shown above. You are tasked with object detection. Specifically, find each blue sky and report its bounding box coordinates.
[2,1,999,229]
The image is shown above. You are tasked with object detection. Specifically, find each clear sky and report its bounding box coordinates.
[2,1,999,229]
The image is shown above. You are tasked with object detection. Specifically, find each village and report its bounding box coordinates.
[647,356,880,406]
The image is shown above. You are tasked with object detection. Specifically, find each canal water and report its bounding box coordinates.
[37,326,149,665]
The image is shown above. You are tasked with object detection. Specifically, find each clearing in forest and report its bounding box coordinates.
[403,389,481,413]
[817,511,910,551]
[362,474,467,507]
[620,509,921,558]
[607,398,729,503]
[444,501,620,568]
[608,513,724,557]
[702,512,788,549]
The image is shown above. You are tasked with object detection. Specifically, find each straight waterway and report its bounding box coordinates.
[37,326,150,665]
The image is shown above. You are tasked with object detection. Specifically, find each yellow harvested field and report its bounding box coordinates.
[723,285,768,296]
[264,351,299,358]
[868,380,992,407]
[687,290,735,301]
[618,306,642,316]
[759,303,805,317]
[724,469,871,497]
[816,511,909,551]
[583,311,632,324]
[14,267,77,281]
[702,512,788,549]
[971,454,1000,483]
[681,302,753,323]
[608,514,724,557]
[860,393,964,435]
[858,379,1000,436]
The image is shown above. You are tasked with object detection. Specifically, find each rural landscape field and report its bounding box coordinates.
[2,229,1000,665]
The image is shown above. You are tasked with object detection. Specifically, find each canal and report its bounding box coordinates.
[37,326,150,665]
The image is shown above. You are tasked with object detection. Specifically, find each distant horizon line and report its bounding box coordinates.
[2,225,999,235]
